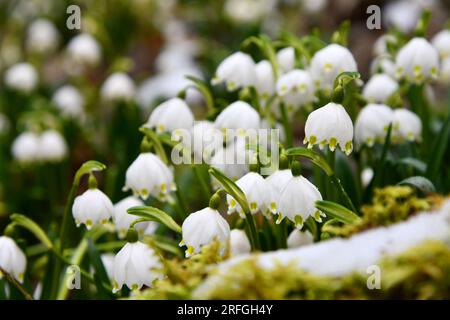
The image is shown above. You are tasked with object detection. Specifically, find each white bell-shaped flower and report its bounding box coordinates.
[52,85,85,119]
[72,188,114,229]
[113,240,163,292]
[38,130,68,162]
[180,207,230,257]
[100,72,136,102]
[66,33,101,66]
[211,52,256,91]
[277,47,296,73]
[214,101,260,136]
[229,229,251,256]
[189,121,223,162]
[392,109,422,142]
[4,62,38,93]
[362,74,398,103]
[395,37,439,83]
[227,171,277,218]
[146,97,194,138]
[355,104,393,148]
[384,0,422,33]
[304,102,354,154]
[431,30,450,58]
[113,196,156,239]
[0,236,27,282]
[100,254,115,281]
[277,162,324,229]
[309,44,357,91]
[124,152,176,201]
[287,230,314,248]
[254,60,275,101]
[11,131,40,162]
[266,168,293,197]
[276,69,315,113]
[26,19,60,54]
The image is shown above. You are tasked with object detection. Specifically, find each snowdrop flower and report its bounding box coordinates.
[214,101,260,137]
[304,102,354,154]
[362,74,398,103]
[383,0,422,33]
[180,205,230,257]
[124,152,176,201]
[189,121,222,161]
[277,47,295,73]
[146,98,194,138]
[72,188,114,229]
[52,85,85,119]
[395,37,439,83]
[309,44,357,91]
[373,34,397,56]
[0,113,10,135]
[38,130,68,162]
[66,33,101,66]
[277,162,324,229]
[371,56,397,78]
[11,131,40,162]
[0,236,27,282]
[100,254,115,281]
[266,168,293,197]
[287,230,314,248]
[431,30,450,58]
[392,109,422,142]
[254,60,275,101]
[26,18,59,54]
[276,69,315,113]
[227,171,277,218]
[361,167,374,187]
[229,229,251,256]
[440,57,450,84]
[355,104,393,148]
[113,196,156,239]
[4,62,38,93]
[224,0,274,24]
[113,237,163,292]
[301,0,327,14]
[100,72,136,102]
[211,52,256,91]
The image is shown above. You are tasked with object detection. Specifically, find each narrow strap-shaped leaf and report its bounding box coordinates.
[426,113,450,183]
[87,239,113,298]
[397,158,427,173]
[398,176,436,195]
[10,214,53,249]
[286,147,333,176]
[315,200,361,224]
[127,206,182,234]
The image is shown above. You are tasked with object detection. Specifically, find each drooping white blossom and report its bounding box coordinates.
[180,207,230,257]
[66,33,102,66]
[362,74,398,103]
[309,44,357,91]
[189,121,223,162]
[124,152,176,201]
[113,196,156,239]
[395,37,439,83]
[361,167,374,187]
[287,230,314,249]
[211,52,256,91]
[254,60,275,101]
[100,72,136,102]
[38,130,68,162]
[0,236,27,282]
[354,104,393,147]
[266,169,293,198]
[431,29,450,58]
[26,18,59,54]
[4,62,38,93]
[113,241,163,292]
[276,69,315,113]
[392,108,422,142]
[214,101,260,137]
[11,131,40,162]
[304,102,354,154]
[52,85,85,119]
[229,229,251,256]
[72,188,114,229]
[277,47,296,73]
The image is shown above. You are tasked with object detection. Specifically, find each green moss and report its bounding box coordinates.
[323,186,433,237]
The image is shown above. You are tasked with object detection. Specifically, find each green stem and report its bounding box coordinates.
[326,150,336,201]
[0,267,33,300]
[244,213,261,251]
[192,165,211,202]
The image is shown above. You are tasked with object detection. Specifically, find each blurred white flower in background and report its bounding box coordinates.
[392,108,422,142]
[0,236,27,283]
[52,85,85,119]
[180,207,230,257]
[113,241,163,292]
[384,0,423,33]
[113,196,156,239]
[300,0,328,14]
[229,229,251,256]
[4,62,38,93]
[66,33,102,68]
[124,152,176,201]
[431,29,450,59]
[373,34,397,57]
[439,57,450,84]
[277,47,296,73]
[304,102,354,154]
[255,60,276,102]
[362,74,399,103]
[100,72,136,102]
[309,44,357,92]
[224,0,276,24]
[72,188,114,230]
[212,52,256,91]
[395,37,439,83]
[214,101,260,136]
[26,18,60,54]
[100,254,115,281]
[370,56,397,78]
[276,69,315,113]
[287,230,314,248]
[37,130,68,162]
[11,131,41,163]
[355,104,393,148]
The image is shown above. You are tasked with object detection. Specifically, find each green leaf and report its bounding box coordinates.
[10,214,53,249]
[74,160,107,185]
[331,20,350,46]
[333,71,361,90]
[127,206,182,234]
[397,158,427,173]
[426,113,450,182]
[398,176,436,195]
[185,76,215,112]
[139,127,169,164]
[87,239,114,298]
[208,167,250,214]
[315,200,361,224]
[285,147,333,176]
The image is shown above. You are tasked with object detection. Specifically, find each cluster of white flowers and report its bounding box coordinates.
[12,130,68,163]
